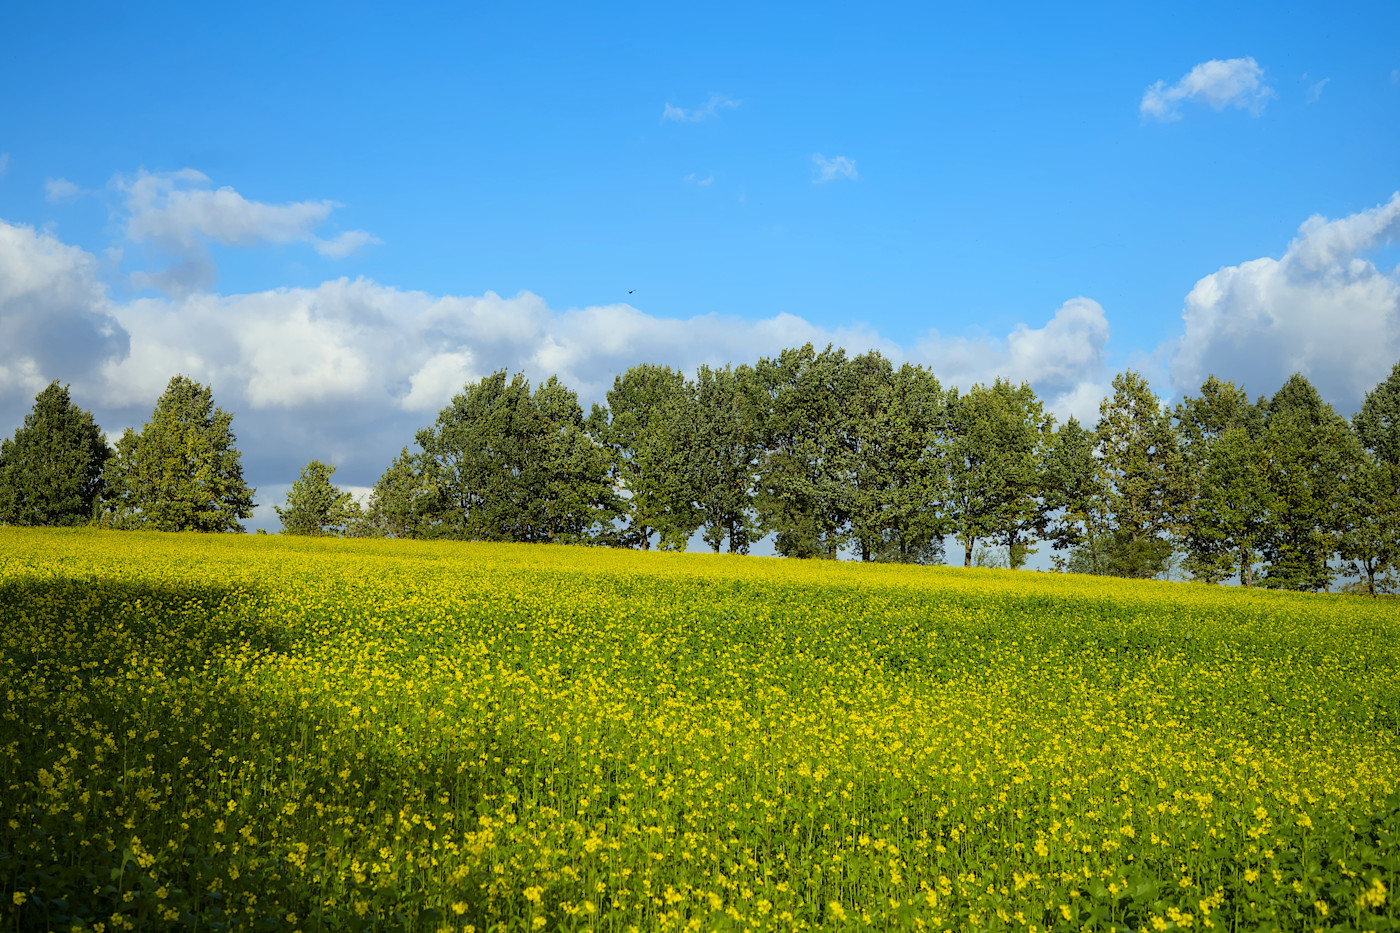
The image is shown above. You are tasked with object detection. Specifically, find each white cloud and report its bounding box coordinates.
[812,154,858,184]
[1305,76,1330,103]
[684,173,715,186]
[45,178,82,202]
[914,298,1112,423]
[2,213,1118,515]
[1170,192,1400,409]
[0,220,128,407]
[315,229,383,258]
[662,94,741,123]
[112,169,378,294]
[1141,57,1274,122]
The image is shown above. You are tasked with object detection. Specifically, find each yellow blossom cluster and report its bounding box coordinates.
[2,528,1397,931]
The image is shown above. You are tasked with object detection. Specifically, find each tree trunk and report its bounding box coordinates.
[963,539,974,568]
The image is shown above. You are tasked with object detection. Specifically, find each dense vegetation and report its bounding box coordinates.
[2,529,1396,931]
[2,350,1398,591]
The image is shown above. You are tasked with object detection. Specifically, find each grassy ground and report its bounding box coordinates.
[1,528,1397,932]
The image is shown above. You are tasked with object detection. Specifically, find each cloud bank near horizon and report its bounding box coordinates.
[3,171,1399,511]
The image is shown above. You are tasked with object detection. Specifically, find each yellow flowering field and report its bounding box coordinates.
[2,529,1397,932]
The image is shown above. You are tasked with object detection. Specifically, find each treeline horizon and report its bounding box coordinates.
[2,344,1398,594]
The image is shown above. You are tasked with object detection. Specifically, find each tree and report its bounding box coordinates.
[690,364,763,554]
[1043,416,1108,573]
[0,382,111,527]
[1342,361,1400,594]
[103,376,256,532]
[412,371,622,543]
[945,379,1052,568]
[1092,371,1189,578]
[753,345,854,558]
[356,447,445,538]
[1257,374,1360,592]
[588,364,700,550]
[276,460,361,536]
[858,361,950,564]
[1174,377,1268,585]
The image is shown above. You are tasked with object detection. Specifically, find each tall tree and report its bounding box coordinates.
[753,345,853,558]
[0,382,111,527]
[1043,416,1108,573]
[1092,371,1189,578]
[945,379,1052,568]
[1174,377,1269,584]
[853,361,950,564]
[1258,374,1360,592]
[276,460,361,536]
[103,376,256,532]
[357,447,445,538]
[414,371,621,543]
[588,364,699,550]
[690,364,763,554]
[1342,361,1400,594]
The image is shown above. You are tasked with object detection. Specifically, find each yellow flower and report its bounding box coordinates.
[13,892,27,906]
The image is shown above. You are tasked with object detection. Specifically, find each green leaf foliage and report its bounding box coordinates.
[690,364,763,554]
[0,382,111,527]
[102,375,256,532]
[945,379,1052,568]
[588,364,700,551]
[1092,371,1188,579]
[276,460,361,536]
[1258,374,1362,592]
[404,371,623,543]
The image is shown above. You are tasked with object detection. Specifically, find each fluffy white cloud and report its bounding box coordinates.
[0,215,1117,523]
[44,178,82,202]
[112,169,379,294]
[914,298,1112,423]
[0,220,127,413]
[1141,57,1274,121]
[1170,192,1400,407]
[812,154,858,184]
[662,94,741,122]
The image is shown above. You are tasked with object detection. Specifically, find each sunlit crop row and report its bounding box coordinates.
[2,528,1397,931]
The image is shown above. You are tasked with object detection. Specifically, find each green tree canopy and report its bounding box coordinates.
[945,379,1052,568]
[1258,374,1361,591]
[276,460,361,536]
[1092,371,1189,578]
[1341,362,1400,594]
[411,371,622,543]
[588,364,699,550]
[0,381,111,527]
[103,375,256,532]
[690,364,763,554]
[753,344,854,559]
[1174,376,1268,585]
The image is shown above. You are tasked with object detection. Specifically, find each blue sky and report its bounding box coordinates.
[2,0,1398,531]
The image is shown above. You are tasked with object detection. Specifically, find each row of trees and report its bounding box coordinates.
[0,377,255,533]
[3,350,1398,593]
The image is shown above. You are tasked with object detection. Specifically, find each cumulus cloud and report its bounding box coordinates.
[0,220,128,415]
[1141,57,1274,121]
[914,298,1112,423]
[45,178,82,202]
[662,94,741,122]
[812,154,858,184]
[1170,192,1400,409]
[113,169,379,294]
[1,215,1118,524]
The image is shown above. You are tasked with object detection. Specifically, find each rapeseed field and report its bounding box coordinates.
[1,528,1397,932]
